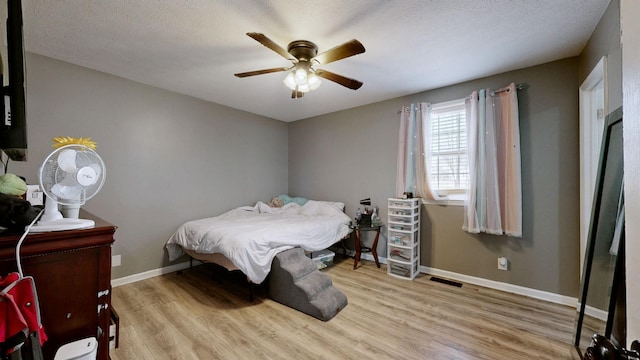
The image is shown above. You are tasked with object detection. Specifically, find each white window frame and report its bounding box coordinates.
[424,98,468,206]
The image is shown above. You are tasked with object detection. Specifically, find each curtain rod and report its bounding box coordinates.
[397,82,528,113]
[493,82,528,94]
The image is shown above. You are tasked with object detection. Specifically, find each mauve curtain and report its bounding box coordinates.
[463,83,522,236]
[396,103,444,201]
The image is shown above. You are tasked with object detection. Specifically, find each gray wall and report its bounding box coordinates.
[10,53,289,279]
[579,0,622,110]
[289,58,581,297]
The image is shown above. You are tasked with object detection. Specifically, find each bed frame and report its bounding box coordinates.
[181,233,350,302]
[183,248,240,272]
[183,248,259,300]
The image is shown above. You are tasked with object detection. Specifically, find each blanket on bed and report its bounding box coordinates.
[165,200,351,283]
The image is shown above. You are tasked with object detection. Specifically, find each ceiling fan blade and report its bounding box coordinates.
[291,90,304,99]
[234,67,290,78]
[316,70,363,90]
[312,39,365,65]
[247,32,296,61]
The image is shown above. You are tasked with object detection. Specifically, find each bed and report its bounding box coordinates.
[165,199,351,284]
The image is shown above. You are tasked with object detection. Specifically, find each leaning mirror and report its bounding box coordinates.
[574,106,624,358]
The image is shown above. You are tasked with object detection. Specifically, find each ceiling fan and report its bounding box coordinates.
[234,33,365,99]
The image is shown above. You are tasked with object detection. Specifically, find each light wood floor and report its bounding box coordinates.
[110,256,580,359]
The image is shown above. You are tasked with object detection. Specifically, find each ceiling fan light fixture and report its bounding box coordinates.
[294,68,308,85]
[283,72,297,90]
[237,33,364,97]
[297,84,311,93]
[307,72,321,90]
[283,64,321,93]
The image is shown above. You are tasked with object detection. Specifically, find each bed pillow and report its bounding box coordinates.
[299,200,345,217]
[278,195,308,206]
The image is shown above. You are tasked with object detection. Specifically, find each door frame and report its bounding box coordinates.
[579,56,608,276]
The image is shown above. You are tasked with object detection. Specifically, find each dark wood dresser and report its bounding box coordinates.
[0,211,116,360]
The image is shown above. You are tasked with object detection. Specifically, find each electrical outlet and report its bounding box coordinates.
[498,256,508,270]
[112,254,121,267]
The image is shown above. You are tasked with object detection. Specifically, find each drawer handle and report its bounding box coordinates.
[97,289,110,298]
[97,303,109,314]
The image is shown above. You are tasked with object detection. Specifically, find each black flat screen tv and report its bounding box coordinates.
[0,0,27,161]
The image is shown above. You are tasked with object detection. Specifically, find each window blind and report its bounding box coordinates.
[429,100,469,192]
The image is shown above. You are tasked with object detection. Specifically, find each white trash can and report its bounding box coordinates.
[54,337,98,360]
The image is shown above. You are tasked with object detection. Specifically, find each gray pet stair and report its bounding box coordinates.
[269,247,347,321]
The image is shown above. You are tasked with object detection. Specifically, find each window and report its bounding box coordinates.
[428,99,469,196]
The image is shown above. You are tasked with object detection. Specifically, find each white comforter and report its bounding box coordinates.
[166,200,351,283]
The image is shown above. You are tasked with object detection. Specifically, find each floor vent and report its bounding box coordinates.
[430,276,463,287]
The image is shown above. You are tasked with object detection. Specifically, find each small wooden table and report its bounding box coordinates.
[352,224,382,269]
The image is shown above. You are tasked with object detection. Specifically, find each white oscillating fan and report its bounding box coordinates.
[29,144,106,232]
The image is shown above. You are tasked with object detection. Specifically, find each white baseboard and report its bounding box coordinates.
[111,258,580,311]
[582,304,609,321]
[111,261,192,287]
[420,265,578,308]
[111,252,387,287]
[359,255,577,308]
[341,249,388,264]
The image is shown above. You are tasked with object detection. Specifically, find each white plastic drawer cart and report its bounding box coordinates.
[387,198,420,279]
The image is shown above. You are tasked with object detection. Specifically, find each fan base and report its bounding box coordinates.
[29,218,95,233]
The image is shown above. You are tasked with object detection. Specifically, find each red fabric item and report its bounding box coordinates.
[0,293,28,344]
[0,274,19,290]
[4,278,47,344]
[0,274,47,347]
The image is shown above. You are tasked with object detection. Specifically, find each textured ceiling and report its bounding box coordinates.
[20,0,609,122]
